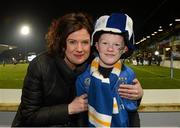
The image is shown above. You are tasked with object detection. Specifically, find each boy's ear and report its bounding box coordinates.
[95,42,99,50]
[124,46,128,52]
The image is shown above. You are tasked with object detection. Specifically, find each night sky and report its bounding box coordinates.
[0,0,179,53]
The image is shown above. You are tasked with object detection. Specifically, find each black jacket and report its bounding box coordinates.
[12,52,87,127]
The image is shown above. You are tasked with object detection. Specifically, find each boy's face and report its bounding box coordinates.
[95,33,125,68]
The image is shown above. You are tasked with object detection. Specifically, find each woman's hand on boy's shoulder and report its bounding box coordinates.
[118,79,143,100]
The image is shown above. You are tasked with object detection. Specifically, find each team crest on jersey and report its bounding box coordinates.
[119,77,127,84]
[84,77,91,88]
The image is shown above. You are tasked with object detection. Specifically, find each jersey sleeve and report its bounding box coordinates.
[76,67,91,96]
[121,66,138,111]
[76,76,86,96]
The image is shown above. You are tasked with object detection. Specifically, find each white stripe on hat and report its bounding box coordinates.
[125,14,133,40]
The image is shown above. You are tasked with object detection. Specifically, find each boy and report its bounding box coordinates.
[76,12,138,127]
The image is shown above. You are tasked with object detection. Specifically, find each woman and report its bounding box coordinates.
[12,12,143,127]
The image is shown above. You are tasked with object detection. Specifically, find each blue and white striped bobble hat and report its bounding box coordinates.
[91,12,135,58]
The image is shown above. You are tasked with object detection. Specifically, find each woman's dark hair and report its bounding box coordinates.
[45,12,93,58]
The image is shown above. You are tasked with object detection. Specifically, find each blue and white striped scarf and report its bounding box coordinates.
[88,57,129,127]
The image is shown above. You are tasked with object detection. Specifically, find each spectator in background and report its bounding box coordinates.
[136,55,139,65]
[139,54,144,66]
[2,60,5,67]
[156,55,162,66]
[148,53,152,66]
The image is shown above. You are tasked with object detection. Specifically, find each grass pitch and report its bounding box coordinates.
[0,64,28,88]
[128,64,180,89]
[0,63,180,89]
